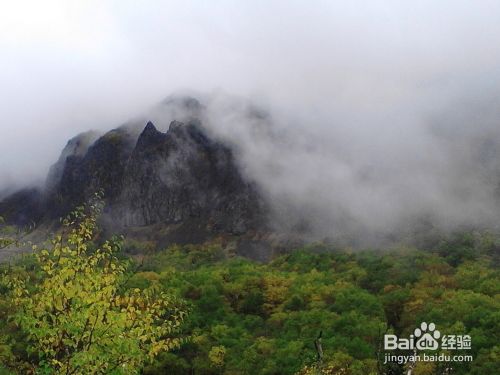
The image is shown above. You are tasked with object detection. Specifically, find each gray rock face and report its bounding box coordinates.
[113,120,265,234]
[45,128,137,218]
[45,130,101,194]
[0,188,43,226]
[1,118,267,244]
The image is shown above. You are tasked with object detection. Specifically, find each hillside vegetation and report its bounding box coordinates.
[0,205,498,374]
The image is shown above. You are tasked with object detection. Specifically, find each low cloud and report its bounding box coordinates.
[2,1,500,239]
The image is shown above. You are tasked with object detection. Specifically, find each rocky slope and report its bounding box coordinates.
[114,121,263,234]
[0,108,273,258]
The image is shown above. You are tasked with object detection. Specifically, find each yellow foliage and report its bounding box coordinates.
[208,345,226,368]
[5,196,187,374]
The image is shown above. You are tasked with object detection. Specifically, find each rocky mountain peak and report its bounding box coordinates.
[115,118,266,236]
[168,120,184,132]
[1,115,268,253]
[135,121,166,151]
[143,120,157,132]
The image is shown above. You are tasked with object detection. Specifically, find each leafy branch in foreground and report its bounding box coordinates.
[3,196,187,374]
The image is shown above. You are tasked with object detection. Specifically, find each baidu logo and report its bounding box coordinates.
[384,322,471,351]
[414,322,440,350]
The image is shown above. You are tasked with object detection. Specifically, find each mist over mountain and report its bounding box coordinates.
[2,91,500,258]
[3,1,500,253]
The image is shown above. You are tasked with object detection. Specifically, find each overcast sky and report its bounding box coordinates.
[2,1,500,233]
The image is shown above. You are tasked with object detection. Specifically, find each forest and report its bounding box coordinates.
[0,202,498,374]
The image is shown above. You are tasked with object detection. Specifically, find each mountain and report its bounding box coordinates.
[114,120,264,234]
[0,98,276,259]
